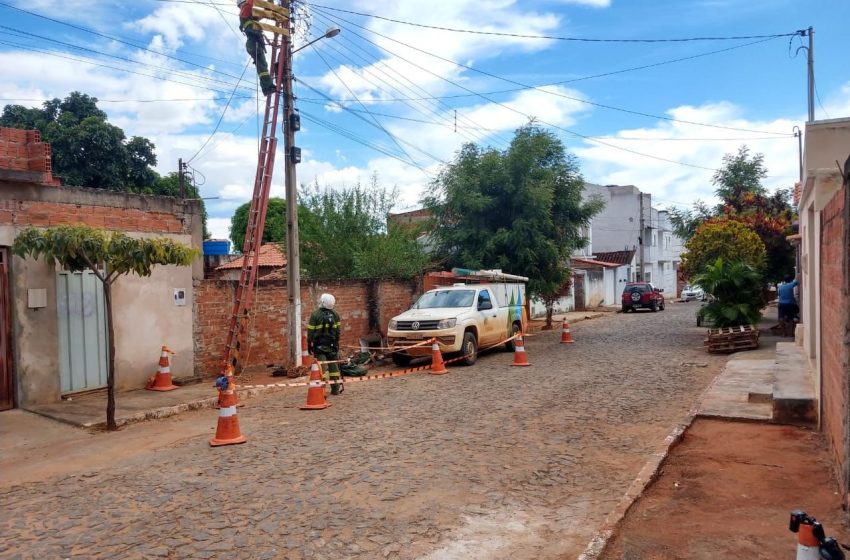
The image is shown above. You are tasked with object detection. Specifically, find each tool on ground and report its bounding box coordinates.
[789,510,846,560]
[300,359,331,410]
[146,345,178,391]
[210,367,247,446]
[511,334,531,366]
[560,319,575,344]
[429,338,449,375]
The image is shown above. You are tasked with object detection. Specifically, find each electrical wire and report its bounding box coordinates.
[313,7,791,137]
[305,12,722,172]
[299,110,435,175]
[0,38,241,97]
[307,9,513,149]
[0,1,243,69]
[304,3,799,44]
[0,26,253,93]
[300,21,500,148]
[186,60,251,163]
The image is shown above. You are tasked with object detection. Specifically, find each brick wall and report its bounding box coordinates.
[0,199,186,233]
[820,185,848,496]
[193,277,419,376]
[0,127,59,186]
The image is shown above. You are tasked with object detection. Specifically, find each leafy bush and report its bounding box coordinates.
[693,258,764,327]
[681,219,766,278]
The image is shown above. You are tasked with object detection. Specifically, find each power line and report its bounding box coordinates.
[0,38,242,97]
[0,1,243,69]
[307,11,723,172]
[0,26,252,93]
[314,7,791,137]
[310,44,436,172]
[302,14,505,148]
[300,110,435,176]
[186,60,251,164]
[304,3,798,44]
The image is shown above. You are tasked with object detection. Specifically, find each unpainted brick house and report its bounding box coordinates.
[796,116,850,510]
[0,127,204,410]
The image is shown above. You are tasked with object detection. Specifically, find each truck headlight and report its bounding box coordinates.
[437,318,456,329]
[388,319,398,329]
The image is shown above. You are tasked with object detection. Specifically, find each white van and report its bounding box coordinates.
[386,282,527,367]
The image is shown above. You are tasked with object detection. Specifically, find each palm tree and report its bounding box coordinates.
[693,258,763,327]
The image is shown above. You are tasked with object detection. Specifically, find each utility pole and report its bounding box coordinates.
[178,158,186,198]
[283,0,302,366]
[793,126,803,182]
[638,192,645,282]
[805,26,815,122]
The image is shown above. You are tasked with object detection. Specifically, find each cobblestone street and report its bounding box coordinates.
[0,302,724,559]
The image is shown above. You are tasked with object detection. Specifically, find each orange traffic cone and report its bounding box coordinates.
[560,319,575,344]
[511,334,531,367]
[300,359,331,410]
[147,345,178,391]
[210,371,247,446]
[301,332,311,367]
[429,338,449,375]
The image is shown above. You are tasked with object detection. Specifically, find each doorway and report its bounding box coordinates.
[57,268,108,393]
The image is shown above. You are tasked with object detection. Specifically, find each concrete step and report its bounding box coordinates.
[771,342,817,426]
[699,358,774,421]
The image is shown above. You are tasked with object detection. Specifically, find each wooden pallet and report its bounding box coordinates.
[704,324,760,354]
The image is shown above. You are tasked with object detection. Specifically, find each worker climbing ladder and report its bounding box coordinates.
[222,0,292,374]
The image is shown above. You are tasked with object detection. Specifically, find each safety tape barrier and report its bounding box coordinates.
[317,338,434,365]
[237,333,523,390]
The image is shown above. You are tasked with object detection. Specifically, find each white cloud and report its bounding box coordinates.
[574,102,801,208]
[550,0,611,6]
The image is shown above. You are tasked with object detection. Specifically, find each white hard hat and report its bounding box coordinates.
[319,293,336,309]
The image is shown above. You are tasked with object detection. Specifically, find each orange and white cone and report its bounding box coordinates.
[146,345,178,391]
[209,372,247,446]
[301,332,311,367]
[560,320,575,344]
[511,334,531,367]
[301,359,331,410]
[429,339,448,375]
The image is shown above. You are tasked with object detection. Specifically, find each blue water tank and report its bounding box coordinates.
[203,239,231,256]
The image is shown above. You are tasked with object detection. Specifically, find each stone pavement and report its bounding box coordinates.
[0,303,726,559]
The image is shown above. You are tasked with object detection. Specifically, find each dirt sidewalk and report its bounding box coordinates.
[602,418,848,559]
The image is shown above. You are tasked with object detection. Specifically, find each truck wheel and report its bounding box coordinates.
[650,300,658,312]
[504,322,521,352]
[391,353,412,367]
[460,331,478,366]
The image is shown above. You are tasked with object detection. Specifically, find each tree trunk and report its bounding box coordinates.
[544,301,554,330]
[103,281,117,431]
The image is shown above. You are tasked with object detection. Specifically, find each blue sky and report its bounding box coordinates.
[1,0,848,239]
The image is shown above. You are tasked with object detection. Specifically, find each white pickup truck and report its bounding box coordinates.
[386,282,527,367]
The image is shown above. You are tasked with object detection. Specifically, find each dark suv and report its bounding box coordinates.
[622,282,665,312]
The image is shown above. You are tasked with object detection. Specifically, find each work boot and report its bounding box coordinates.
[261,78,276,96]
[330,380,342,395]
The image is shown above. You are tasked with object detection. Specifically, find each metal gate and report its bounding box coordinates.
[0,248,13,410]
[57,269,108,393]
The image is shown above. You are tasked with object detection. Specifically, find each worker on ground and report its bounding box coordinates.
[237,0,276,96]
[307,293,344,395]
[777,273,800,336]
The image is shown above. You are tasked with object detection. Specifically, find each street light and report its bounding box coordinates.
[292,27,341,54]
[284,21,340,365]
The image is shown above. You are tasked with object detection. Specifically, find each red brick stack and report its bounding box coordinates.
[0,127,61,186]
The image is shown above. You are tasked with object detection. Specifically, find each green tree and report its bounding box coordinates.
[2,93,210,238]
[229,197,288,252]
[681,219,766,278]
[694,258,764,327]
[230,181,430,279]
[423,124,604,322]
[668,145,794,282]
[13,225,197,430]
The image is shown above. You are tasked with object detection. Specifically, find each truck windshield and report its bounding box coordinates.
[414,290,475,309]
